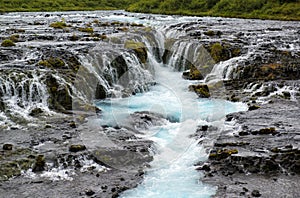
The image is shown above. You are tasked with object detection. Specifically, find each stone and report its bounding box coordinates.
[188,84,210,98]
[248,105,260,111]
[3,144,13,150]
[69,144,86,152]
[29,108,43,116]
[32,155,45,172]
[251,190,261,197]
[182,65,203,80]
[85,189,95,196]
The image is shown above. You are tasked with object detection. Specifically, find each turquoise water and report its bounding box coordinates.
[96,65,247,198]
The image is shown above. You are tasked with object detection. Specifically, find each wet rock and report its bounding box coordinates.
[69,145,86,152]
[251,190,261,197]
[124,40,147,64]
[189,84,210,98]
[248,105,260,111]
[182,65,203,80]
[85,189,95,196]
[29,108,43,116]
[32,155,45,172]
[3,144,13,150]
[1,39,15,47]
[209,149,238,160]
[251,127,277,135]
[95,84,107,99]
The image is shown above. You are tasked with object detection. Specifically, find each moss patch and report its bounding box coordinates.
[124,40,147,63]
[1,39,16,47]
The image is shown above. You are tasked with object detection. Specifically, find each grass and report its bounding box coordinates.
[0,0,299,21]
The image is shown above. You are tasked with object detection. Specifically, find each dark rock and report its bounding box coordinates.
[182,65,203,80]
[251,190,261,197]
[3,144,13,150]
[32,155,45,172]
[85,189,95,196]
[95,84,107,99]
[248,105,260,111]
[29,108,43,116]
[188,84,210,98]
[69,144,86,152]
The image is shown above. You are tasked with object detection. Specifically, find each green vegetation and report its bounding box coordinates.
[50,21,69,29]
[124,40,148,63]
[38,57,65,68]
[0,0,299,20]
[1,39,16,47]
[78,27,94,33]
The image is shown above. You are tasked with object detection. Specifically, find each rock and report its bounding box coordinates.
[38,57,65,69]
[69,144,86,152]
[282,91,291,99]
[208,149,238,160]
[85,189,95,196]
[69,121,76,128]
[189,84,210,98]
[3,144,13,150]
[248,105,260,111]
[95,84,107,99]
[251,127,277,135]
[124,40,147,64]
[1,39,15,47]
[251,190,261,197]
[32,155,45,172]
[182,65,203,80]
[29,108,43,116]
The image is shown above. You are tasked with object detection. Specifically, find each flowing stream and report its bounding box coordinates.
[1,10,299,197]
[96,56,247,197]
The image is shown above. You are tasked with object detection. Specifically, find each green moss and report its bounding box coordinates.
[210,43,223,62]
[182,65,203,80]
[124,40,147,63]
[78,27,94,33]
[9,34,19,42]
[189,84,211,98]
[1,39,16,47]
[38,57,65,68]
[50,21,69,29]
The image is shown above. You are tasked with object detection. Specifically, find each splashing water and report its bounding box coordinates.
[97,60,247,197]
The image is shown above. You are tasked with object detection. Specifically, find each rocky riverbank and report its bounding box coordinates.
[1,11,300,197]
[0,111,167,197]
[196,97,300,197]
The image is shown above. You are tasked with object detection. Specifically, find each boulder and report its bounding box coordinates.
[189,84,211,98]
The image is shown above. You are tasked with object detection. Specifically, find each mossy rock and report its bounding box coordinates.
[1,39,15,47]
[69,144,86,152]
[182,65,203,80]
[0,147,36,181]
[32,155,45,172]
[9,34,19,42]
[208,42,241,63]
[209,149,238,160]
[50,21,69,29]
[204,30,222,37]
[248,105,260,111]
[78,27,94,33]
[29,108,44,117]
[38,57,65,68]
[188,84,211,98]
[124,40,147,63]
